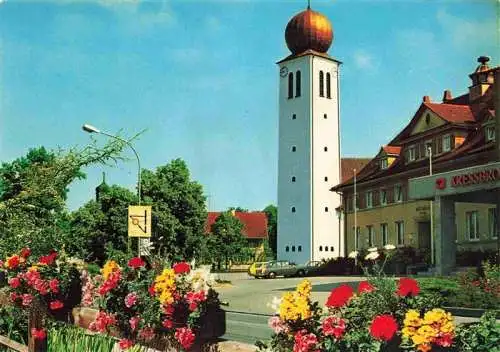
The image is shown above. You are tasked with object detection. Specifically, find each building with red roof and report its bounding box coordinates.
[205,210,268,246]
[332,56,499,274]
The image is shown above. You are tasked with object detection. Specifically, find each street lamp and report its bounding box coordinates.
[82,123,147,255]
[428,145,434,266]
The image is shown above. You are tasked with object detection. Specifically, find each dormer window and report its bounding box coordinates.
[407,145,416,162]
[486,126,495,142]
[380,158,388,170]
[442,134,452,152]
[424,140,433,157]
[366,192,373,209]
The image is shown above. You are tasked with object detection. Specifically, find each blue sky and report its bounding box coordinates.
[0,0,496,212]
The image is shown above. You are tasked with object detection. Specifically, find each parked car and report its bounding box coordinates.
[249,260,298,279]
[248,262,267,277]
[295,260,323,277]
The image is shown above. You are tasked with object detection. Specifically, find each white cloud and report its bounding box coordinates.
[353,50,374,70]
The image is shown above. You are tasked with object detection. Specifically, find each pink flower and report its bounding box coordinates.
[38,250,58,265]
[322,316,346,339]
[119,339,135,350]
[436,333,454,347]
[89,311,116,333]
[129,316,141,331]
[125,292,138,308]
[49,278,59,293]
[293,329,318,352]
[31,328,46,340]
[185,291,206,311]
[162,319,173,329]
[8,277,21,289]
[50,300,64,310]
[22,294,33,307]
[175,327,196,350]
[127,257,145,269]
[139,327,155,341]
[20,248,31,259]
[268,316,289,334]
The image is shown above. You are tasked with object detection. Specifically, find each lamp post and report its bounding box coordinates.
[82,123,147,255]
[353,169,358,266]
[428,145,434,266]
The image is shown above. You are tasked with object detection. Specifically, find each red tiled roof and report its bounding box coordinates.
[382,145,401,155]
[340,158,371,183]
[205,211,268,239]
[424,102,475,123]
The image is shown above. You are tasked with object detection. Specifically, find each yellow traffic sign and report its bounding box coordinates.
[128,206,152,238]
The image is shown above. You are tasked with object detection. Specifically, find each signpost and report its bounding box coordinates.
[128,206,152,238]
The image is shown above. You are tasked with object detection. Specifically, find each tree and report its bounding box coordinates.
[227,207,248,212]
[207,211,247,270]
[263,204,277,258]
[0,140,126,258]
[141,158,207,262]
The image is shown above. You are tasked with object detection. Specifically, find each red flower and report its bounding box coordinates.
[31,328,46,340]
[39,251,58,265]
[127,257,145,269]
[162,319,173,329]
[322,316,346,339]
[119,339,135,350]
[436,333,454,347]
[124,292,138,308]
[129,316,141,331]
[6,255,20,269]
[50,300,64,310]
[49,279,59,293]
[22,294,33,307]
[396,277,420,297]
[326,285,354,308]
[370,315,398,341]
[358,281,375,294]
[20,248,31,258]
[8,277,21,289]
[139,327,155,341]
[33,279,49,295]
[10,293,18,302]
[173,262,191,275]
[89,311,117,333]
[293,329,318,352]
[175,327,196,350]
[148,284,156,296]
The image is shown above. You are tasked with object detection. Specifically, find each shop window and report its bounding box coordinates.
[466,211,479,241]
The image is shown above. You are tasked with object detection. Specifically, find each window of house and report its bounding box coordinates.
[355,227,361,249]
[291,146,296,152]
[367,225,374,247]
[286,246,290,252]
[443,135,451,152]
[298,245,302,252]
[291,206,296,213]
[381,223,388,246]
[486,126,496,142]
[291,176,296,182]
[366,191,373,208]
[380,158,388,170]
[488,208,498,239]
[292,114,296,120]
[319,71,324,97]
[380,190,387,206]
[466,211,479,241]
[295,71,301,97]
[408,145,416,162]
[396,221,404,246]
[288,73,294,99]
[395,185,403,202]
[326,72,331,99]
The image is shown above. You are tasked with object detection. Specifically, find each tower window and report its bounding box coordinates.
[324,114,327,119]
[291,176,296,182]
[324,176,328,181]
[291,146,296,152]
[291,206,296,213]
[286,246,290,252]
[319,71,324,97]
[325,207,329,212]
[319,246,323,251]
[325,246,329,252]
[324,146,328,152]
[288,73,294,99]
[298,245,302,252]
[292,246,296,252]
[330,246,334,252]
[292,114,296,120]
[326,73,331,99]
[295,70,301,97]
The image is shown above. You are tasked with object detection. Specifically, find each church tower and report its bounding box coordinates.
[277,5,342,263]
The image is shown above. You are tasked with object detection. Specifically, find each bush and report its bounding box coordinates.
[456,250,498,267]
[455,311,500,351]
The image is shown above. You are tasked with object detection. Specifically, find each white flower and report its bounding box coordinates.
[187,267,216,292]
[368,247,378,252]
[348,251,359,259]
[267,296,282,314]
[365,252,380,261]
[384,244,396,250]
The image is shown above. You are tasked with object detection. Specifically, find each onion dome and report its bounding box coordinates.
[285,7,333,55]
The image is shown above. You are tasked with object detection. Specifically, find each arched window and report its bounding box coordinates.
[292,114,296,120]
[330,246,334,252]
[291,146,296,152]
[295,70,301,97]
[324,176,328,181]
[324,114,327,119]
[291,206,296,213]
[292,246,296,252]
[319,246,323,251]
[319,71,324,97]
[325,246,329,252]
[326,73,331,99]
[298,246,302,252]
[288,73,294,99]
[325,207,329,212]
[286,246,290,252]
[291,176,296,182]
[324,146,328,152]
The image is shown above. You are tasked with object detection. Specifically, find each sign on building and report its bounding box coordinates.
[128,205,152,238]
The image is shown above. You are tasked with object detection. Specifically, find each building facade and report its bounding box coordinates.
[333,57,499,267]
[277,6,343,263]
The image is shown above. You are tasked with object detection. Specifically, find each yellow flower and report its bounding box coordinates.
[154,268,176,304]
[278,280,312,321]
[296,279,312,297]
[101,260,120,280]
[29,266,39,272]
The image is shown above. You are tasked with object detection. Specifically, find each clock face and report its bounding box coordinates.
[280,66,289,77]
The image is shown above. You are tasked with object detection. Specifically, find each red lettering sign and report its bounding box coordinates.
[435,178,446,190]
[450,168,500,188]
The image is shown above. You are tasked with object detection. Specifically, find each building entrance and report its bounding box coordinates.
[417,222,431,249]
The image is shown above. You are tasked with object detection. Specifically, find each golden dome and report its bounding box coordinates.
[285,7,333,55]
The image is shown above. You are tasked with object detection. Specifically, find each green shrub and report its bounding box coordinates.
[455,311,500,352]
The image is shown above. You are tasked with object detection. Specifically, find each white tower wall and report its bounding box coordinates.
[277,54,343,264]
